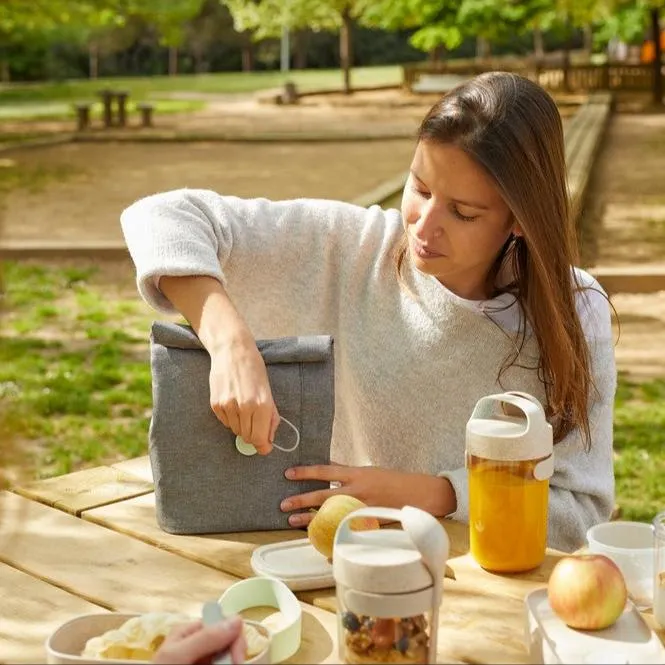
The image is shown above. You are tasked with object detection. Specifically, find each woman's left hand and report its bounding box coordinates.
[281,465,456,528]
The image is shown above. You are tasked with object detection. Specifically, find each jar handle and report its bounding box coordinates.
[336,507,449,665]
[468,391,546,431]
[335,507,403,543]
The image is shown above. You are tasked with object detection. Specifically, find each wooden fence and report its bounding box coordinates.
[403,61,660,94]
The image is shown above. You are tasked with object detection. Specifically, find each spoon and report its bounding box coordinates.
[201,601,233,665]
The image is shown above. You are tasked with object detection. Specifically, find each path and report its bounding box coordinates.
[0,139,416,243]
[583,112,665,379]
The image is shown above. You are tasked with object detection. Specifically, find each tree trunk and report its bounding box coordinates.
[429,45,444,63]
[0,58,10,82]
[340,5,353,94]
[168,46,178,76]
[476,36,490,60]
[562,13,572,92]
[533,25,545,63]
[88,42,99,79]
[294,30,308,69]
[193,49,206,74]
[583,24,593,58]
[651,7,663,106]
[241,40,254,72]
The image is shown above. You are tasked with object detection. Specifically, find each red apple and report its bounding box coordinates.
[308,495,380,560]
[547,554,628,630]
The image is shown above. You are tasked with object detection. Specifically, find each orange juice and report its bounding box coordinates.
[468,455,548,572]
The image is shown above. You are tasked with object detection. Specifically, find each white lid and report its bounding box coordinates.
[466,391,553,462]
[332,507,448,596]
[250,538,334,591]
[524,587,665,664]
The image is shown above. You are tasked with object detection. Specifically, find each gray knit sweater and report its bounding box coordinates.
[120,190,617,553]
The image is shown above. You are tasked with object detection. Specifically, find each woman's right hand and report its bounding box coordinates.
[209,331,280,455]
[157,275,280,455]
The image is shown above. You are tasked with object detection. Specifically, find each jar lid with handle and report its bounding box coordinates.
[332,506,449,664]
[466,391,553,479]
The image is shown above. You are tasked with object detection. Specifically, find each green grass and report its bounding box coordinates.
[1,260,663,526]
[0,65,399,122]
[1,261,158,477]
[0,66,400,105]
[613,373,665,523]
[0,161,83,194]
[0,98,205,123]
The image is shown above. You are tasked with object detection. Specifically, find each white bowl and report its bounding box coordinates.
[219,577,301,664]
[586,521,654,609]
[45,612,270,664]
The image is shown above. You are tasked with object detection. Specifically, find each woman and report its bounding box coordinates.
[121,71,616,553]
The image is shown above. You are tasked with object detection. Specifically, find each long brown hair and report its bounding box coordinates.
[395,71,595,446]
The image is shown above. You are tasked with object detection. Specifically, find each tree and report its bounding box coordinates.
[456,0,554,53]
[222,0,376,93]
[362,0,463,57]
[134,0,205,75]
[592,0,663,104]
[364,0,555,61]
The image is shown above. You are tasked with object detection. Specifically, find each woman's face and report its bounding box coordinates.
[401,140,515,300]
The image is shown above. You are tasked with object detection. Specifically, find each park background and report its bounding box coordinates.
[0,0,664,526]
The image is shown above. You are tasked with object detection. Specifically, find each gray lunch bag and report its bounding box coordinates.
[148,321,334,534]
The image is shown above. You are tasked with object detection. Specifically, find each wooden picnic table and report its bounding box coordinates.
[2,456,663,664]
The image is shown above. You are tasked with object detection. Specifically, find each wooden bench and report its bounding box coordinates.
[136,102,155,128]
[73,103,92,131]
[563,91,614,222]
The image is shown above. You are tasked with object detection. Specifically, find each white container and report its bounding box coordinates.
[654,510,665,629]
[332,506,449,665]
[45,612,270,664]
[586,521,654,609]
[524,588,665,664]
[251,537,334,591]
[219,576,302,663]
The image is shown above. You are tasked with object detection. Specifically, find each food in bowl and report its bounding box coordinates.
[79,612,269,662]
[243,621,270,659]
[81,612,191,661]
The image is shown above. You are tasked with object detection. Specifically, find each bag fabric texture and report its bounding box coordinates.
[149,321,334,534]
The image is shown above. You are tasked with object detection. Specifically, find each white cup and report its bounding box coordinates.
[586,521,654,610]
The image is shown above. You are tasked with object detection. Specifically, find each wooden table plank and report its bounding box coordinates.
[1,491,240,615]
[85,455,472,554]
[82,488,469,572]
[11,465,153,516]
[0,563,108,664]
[111,455,154,483]
[82,492,305,578]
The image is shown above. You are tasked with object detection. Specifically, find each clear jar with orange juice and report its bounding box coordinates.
[466,392,554,573]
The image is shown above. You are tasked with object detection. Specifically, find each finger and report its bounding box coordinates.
[269,405,280,444]
[210,402,230,429]
[225,402,241,437]
[249,404,273,455]
[285,464,353,483]
[230,632,247,664]
[238,405,253,445]
[281,487,339,513]
[158,616,243,665]
[163,620,203,643]
[288,510,316,528]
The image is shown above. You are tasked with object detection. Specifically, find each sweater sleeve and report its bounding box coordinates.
[119,188,398,339]
[439,275,617,553]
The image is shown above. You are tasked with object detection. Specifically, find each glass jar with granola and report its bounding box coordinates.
[332,506,449,664]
